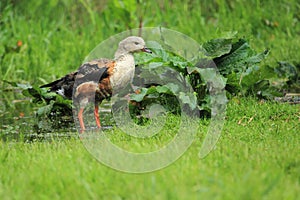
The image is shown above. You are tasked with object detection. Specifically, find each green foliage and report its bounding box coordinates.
[129,35,274,118]
[24,87,73,132]
[0,0,299,130]
[0,1,299,198]
[7,33,298,129]
[0,99,299,199]
[3,80,73,132]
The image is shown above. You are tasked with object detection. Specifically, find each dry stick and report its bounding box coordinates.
[138,16,143,37]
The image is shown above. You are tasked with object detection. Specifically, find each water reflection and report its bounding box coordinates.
[0,89,113,141]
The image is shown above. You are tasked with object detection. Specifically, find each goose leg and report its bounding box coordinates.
[78,108,85,133]
[94,105,101,129]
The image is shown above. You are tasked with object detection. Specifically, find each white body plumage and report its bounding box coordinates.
[110,54,135,92]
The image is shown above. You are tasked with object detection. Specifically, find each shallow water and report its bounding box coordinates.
[0,89,114,141]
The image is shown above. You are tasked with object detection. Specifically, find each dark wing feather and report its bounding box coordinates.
[40,72,77,99]
[74,67,109,87]
[40,59,113,99]
[76,58,111,78]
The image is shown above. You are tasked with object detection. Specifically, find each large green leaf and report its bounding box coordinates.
[130,88,148,102]
[156,85,171,94]
[36,101,54,116]
[164,83,180,94]
[275,61,298,81]
[241,65,274,89]
[178,92,198,110]
[202,38,232,58]
[214,39,269,75]
[202,31,237,58]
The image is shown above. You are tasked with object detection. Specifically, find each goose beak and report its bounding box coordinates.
[142,47,152,53]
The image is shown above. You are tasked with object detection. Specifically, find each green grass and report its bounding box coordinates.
[0,1,300,199]
[1,0,299,122]
[0,0,299,84]
[1,98,299,199]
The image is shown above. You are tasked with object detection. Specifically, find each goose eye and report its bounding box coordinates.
[134,42,139,45]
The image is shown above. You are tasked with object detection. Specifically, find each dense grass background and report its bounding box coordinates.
[1,99,299,199]
[0,0,299,83]
[0,0,300,199]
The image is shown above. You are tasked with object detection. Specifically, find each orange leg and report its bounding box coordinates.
[78,108,85,133]
[94,105,101,129]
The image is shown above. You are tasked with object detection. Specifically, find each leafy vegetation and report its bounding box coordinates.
[0,0,300,198]
[6,32,298,130]
[0,1,298,130]
[1,99,299,199]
